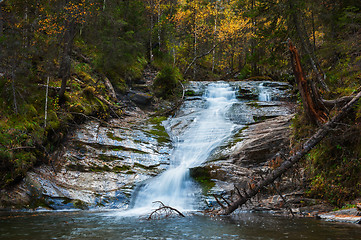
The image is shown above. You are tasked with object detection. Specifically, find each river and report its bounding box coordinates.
[1,211,361,239]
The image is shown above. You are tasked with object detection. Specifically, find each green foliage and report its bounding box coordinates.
[153,65,182,99]
[301,116,361,206]
[82,0,148,87]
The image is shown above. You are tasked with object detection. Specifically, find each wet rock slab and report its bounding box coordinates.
[1,116,172,210]
[318,208,361,224]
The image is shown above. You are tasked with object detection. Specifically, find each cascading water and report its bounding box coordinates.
[130,82,238,214]
[258,82,271,101]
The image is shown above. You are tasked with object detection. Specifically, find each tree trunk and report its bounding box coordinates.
[193,21,197,79]
[58,19,76,104]
[0,3,3,37]
[215,90,361,215]
[250,0,258,75]
[157,1,161,49]
[288,0,329,91]
[212,2,218,73]
[288,40,328,124]
[149,0,153,62]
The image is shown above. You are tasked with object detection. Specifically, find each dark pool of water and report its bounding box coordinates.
[1,211,361,240]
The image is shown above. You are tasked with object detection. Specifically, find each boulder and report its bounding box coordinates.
[128,91,153,105]
[231,115,293,167]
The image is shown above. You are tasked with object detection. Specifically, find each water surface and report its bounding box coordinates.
[1,211,361,239]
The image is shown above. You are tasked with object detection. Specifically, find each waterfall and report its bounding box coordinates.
[130,82,237,214]
[258,83,271,101]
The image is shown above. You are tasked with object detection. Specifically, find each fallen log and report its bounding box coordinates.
[215,90,361,215]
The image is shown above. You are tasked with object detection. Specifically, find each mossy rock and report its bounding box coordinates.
[149,116,167,124]
[184,90,198,96]
[247,102,261,108]
[82,86,96,98]
[72,199,89,210]
[112,165,131,172]
[66,163,87,172]
[189,166,215,195]
[106,131,124,141]
[128,91,153,105]
[237,88,258,100]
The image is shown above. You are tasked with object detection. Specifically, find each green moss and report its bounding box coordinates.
[149,116,167,124]
[184,90,197,96]
[90,165,111,172]
[106,132,124,141]
[189,166,215,195]
[253,115,275,122]
[28,197,54,210]
[146,128,170,144]
[98,154,124,162]
[82,86,96,98]
[66,164,87,172]
[133,162,159,170]
[80,141,148,154]
[247,102,261,108]
[73,199,89,210]
[111,146,148,154]
[112,165,131,172]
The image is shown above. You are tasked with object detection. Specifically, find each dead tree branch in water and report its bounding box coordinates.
[214,90,361,215]
[147,201,185,220]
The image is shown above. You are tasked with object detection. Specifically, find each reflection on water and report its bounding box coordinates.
[1,211,361,240]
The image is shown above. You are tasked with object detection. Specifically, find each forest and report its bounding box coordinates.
[1,0,361,209]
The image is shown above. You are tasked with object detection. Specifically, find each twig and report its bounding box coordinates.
[271,183,295,217]
[44,77,50,128]
[220,196,231,207]
[212,194,225,209]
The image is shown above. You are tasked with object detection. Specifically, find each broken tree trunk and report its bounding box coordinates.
[288,39,328,125]
[215,90,361,215]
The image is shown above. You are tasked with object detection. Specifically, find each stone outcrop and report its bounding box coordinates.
[1,80,297,211]
[230,115,293,167]
[198,115,297,205]
[0,113,172,210]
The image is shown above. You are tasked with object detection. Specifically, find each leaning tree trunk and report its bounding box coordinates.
[215,89,361,215]
[58,19,76,104]
[288,39,328,125]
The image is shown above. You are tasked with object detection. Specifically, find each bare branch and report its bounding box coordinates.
[147,201,185,220]
[184,43,220,75]
[212,194,225,209]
